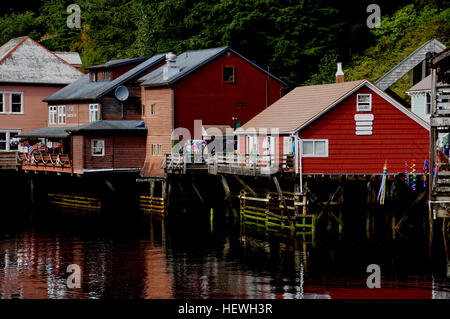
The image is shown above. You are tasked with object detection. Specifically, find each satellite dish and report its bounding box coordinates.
[115,86,129,101]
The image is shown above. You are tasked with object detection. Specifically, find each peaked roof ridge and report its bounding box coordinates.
[375,39,446,90]
[0,36,29,65]
[139,46,285,87]
[0,36,85,84]
[44,53,166,102]
[26,36,85,75]
[238,79,428,134]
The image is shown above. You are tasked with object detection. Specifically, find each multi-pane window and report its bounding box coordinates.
[0,93,4,113]
[357,94,372,112]
[11,93,23,113]
[92,140,105,156]
[89,104,99,122]
[58,105,66,124]
[302,139,328,157]
[49,106,57,124]
[0,131,20,151]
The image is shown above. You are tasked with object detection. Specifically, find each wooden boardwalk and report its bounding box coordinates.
[164,153,295,176]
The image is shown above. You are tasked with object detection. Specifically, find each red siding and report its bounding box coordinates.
[299,86,429,174]
[82,135,146,171]
[173,51,283,136]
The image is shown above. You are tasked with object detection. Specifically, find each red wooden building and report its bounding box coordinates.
[236,76,430,176]
[17,47,284,176]
[138,47,285,177]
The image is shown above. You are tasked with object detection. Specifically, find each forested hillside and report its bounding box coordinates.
[1,0,449,98]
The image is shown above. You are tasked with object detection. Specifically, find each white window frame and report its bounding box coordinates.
[49,106,57,125]
[357,94,372,112]
[57,105,66,124]
[302,139,328,157]
[0,93,4,113]
[0,130,21,152]
[10,92,24,114]
[91,139,105,156]
[89,104,99,122]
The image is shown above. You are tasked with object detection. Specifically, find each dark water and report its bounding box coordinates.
[0,204,449,299]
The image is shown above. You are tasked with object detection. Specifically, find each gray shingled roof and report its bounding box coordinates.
[17,126,74,138]
[44,54,165,102]
[0,36,84,84]
[86,56,149,70]
[67,120,146,132]
[407,74,432,92]
[53,52,82,66]
[18,120,146,139]
[139,47,286,86]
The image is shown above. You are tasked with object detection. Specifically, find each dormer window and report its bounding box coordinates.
[223,67,235,83]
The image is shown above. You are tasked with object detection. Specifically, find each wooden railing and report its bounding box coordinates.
[18,152,73,173]
[210,153,294,176]
[163,153,210,173]
[0,152,18,169]
[163,152,295,176]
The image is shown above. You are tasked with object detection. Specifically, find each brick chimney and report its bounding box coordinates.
[336,62,344,83]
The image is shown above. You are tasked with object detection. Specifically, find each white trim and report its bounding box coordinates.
[295,81,368,133]
[0,130,21,151]
[57,105,66,124]
[91,139,105,156]
[295,80,429,133]
[354,114,374,121]
[83,168,140,173]
[365,81,430,130]
[9,92,24,114]
[0,91,24,114]
[49,105,57,125]
[89,104,99,122]
[302,139,328,157]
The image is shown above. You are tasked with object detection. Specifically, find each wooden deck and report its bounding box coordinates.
[18,152,73,174]
[163,153,295,176]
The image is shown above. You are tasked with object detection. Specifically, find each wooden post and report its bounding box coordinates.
[428,67,437,253]
[273,176,287,218]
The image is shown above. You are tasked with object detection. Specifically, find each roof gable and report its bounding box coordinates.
[407,74,432,93]
[139,47,285,86]
[44,54,165,102]
[237,80,429,134]
[0,36,84,84]
[375,39,446,90]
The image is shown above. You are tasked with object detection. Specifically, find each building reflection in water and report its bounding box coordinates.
[0,208,448,299]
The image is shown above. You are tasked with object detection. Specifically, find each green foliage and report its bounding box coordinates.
[345,3,450,99]
[0,0,448,98]
[0,11,40,45]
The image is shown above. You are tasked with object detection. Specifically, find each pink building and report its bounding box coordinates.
[0,36,83,152]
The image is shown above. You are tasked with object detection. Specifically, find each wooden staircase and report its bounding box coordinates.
[376,39,446,91]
